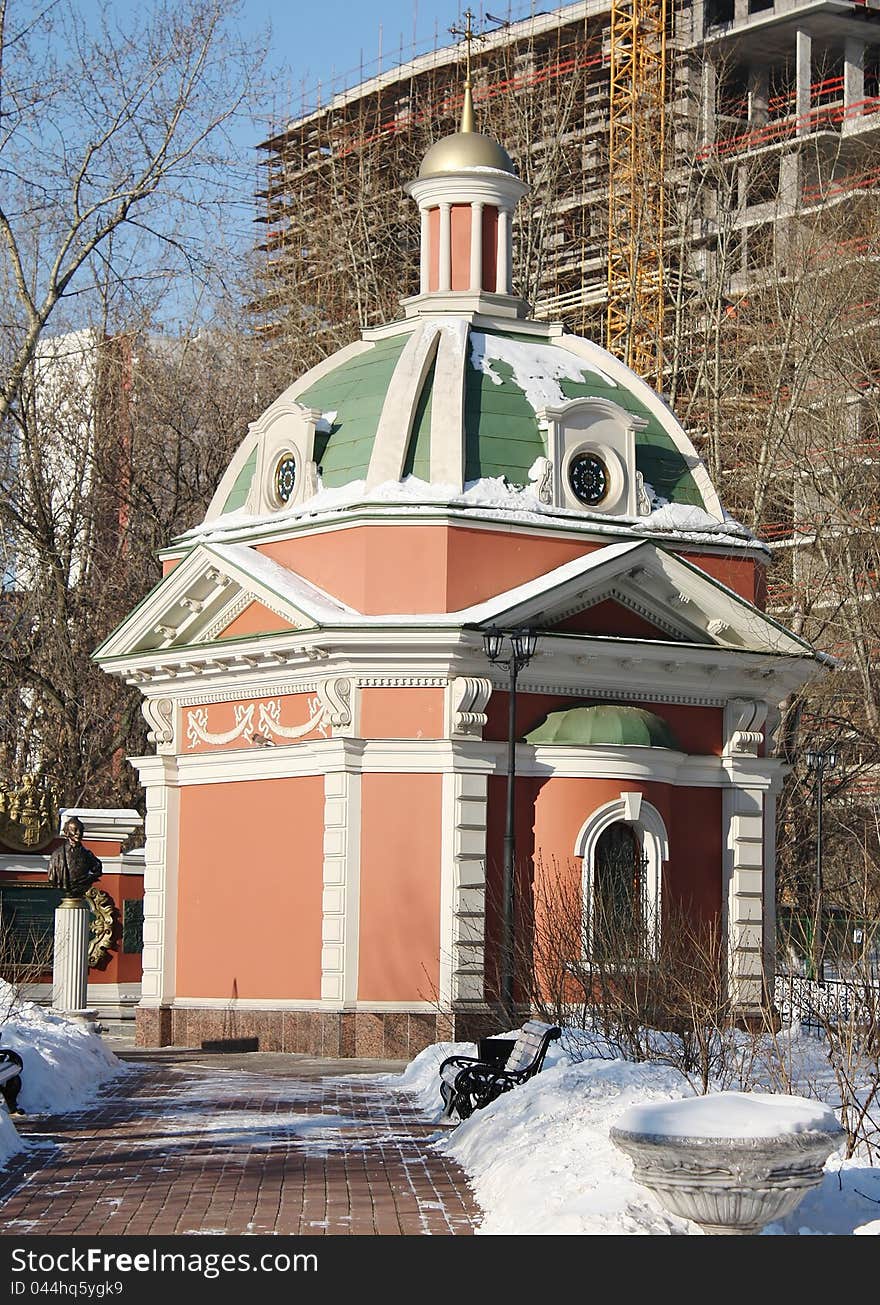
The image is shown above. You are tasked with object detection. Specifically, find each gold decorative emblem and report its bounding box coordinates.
[0,774,58,852]
[85,887,116,966]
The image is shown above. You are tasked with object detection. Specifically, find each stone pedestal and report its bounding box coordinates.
[52,897,91,1013]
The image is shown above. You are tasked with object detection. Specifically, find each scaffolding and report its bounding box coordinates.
[607,0,667,386]
[254,0,880,405]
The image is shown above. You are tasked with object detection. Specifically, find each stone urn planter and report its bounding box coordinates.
[610,1092,844,1235]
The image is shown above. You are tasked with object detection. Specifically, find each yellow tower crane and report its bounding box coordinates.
[606,0,668,387]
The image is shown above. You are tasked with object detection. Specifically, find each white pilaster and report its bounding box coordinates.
[321,763,362,1004]
[763,789,778,993]
[723,784,766,1013]
[443,770,489,1007]
[130,754,180,1008]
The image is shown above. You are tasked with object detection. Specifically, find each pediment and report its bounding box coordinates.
[549,599,677,642]
[468,539,818,658]
[95,541,355,662]
[212,599,299,641]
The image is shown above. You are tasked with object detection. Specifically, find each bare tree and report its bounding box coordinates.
[0,0,264,418]
[0,1,272,805]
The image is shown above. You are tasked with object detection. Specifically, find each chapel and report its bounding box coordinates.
[96,85,828,1054]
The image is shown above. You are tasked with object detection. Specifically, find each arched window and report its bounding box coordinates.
[592,822,649,961]
[574,797,668,961]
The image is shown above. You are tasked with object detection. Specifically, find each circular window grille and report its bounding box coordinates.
[568,452,609,506]
[274,453,297,504]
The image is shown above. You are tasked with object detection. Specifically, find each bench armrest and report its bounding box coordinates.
[438,1054,483,1075]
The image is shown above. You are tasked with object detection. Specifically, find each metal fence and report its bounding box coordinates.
[774,973,880,1038]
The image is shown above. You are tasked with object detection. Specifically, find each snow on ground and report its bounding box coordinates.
[1,985,877,1236]
[0,981,122,1123]
[388,1029,880,1236]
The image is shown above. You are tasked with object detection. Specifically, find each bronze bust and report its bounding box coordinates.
[47,817,103,898]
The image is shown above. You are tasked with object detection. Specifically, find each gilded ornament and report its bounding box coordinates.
[0,774,58,852]
[85,887,116,967]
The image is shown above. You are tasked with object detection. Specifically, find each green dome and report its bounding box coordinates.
[209,317,722,524]
[260,327,704,503]
[525,703,679,749]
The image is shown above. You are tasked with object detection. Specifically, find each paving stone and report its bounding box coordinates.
[0,1056,480,1237]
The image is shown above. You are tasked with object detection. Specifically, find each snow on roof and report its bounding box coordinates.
[207,541,359,621]
[469,330,616,412]
[180,475,762,555]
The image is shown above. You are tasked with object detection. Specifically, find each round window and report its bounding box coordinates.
[568,452,609,506]
[273,453,297,504]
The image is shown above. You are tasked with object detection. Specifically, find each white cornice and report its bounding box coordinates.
[163,737,786,791]
[165,503,769,563]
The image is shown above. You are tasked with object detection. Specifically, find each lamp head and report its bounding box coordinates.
[511,628,537,664]
[483,626,505,662]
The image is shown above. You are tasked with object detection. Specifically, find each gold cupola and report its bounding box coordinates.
[404,80,528,319]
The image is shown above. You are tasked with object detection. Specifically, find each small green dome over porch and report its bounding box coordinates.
[525,703,679,749]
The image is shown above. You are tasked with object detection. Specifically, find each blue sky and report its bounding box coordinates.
[243,2,548,140]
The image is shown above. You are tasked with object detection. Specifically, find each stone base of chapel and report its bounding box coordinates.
[134,1006,505,1058]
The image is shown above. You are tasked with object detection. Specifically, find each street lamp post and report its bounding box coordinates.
[805,745,837,986]
[482,626,538,1023]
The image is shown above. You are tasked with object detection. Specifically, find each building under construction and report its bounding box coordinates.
[255,0,879,378]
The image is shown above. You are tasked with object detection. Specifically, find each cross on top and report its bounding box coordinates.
[449,9,479,85]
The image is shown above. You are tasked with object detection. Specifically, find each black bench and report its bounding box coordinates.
[439,1020,561,1121]
[0,1045,23,1115]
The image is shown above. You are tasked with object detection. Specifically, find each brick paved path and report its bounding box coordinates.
[0,1061,481,1236]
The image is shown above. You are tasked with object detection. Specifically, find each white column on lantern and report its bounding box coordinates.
[469,202,484,291]
[496,208,511,295]
[438,202,452,292]
[420,207,431,293]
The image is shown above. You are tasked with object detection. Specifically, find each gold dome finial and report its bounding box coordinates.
[460,81,476,134]
[417,9,517,179]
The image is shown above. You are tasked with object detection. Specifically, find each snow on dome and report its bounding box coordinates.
[614,1091,843,1140]
[469,330,616,413]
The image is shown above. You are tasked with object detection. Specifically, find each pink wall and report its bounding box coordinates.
[176,777,323,999]
[359,687,445,739]
[223,524,763,620]
[450,204,472,290]
[216,601,293,639]
[482,206,498,291]
[358,773,442,1001]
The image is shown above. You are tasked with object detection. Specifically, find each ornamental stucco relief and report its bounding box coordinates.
[184,694,330,751]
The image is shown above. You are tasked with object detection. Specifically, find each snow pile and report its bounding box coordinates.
[646,502,753,539]
[186,472,758,553]
[0,981,122,1117]
[385,1028,880,1236]
[614,1091,842,1139]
